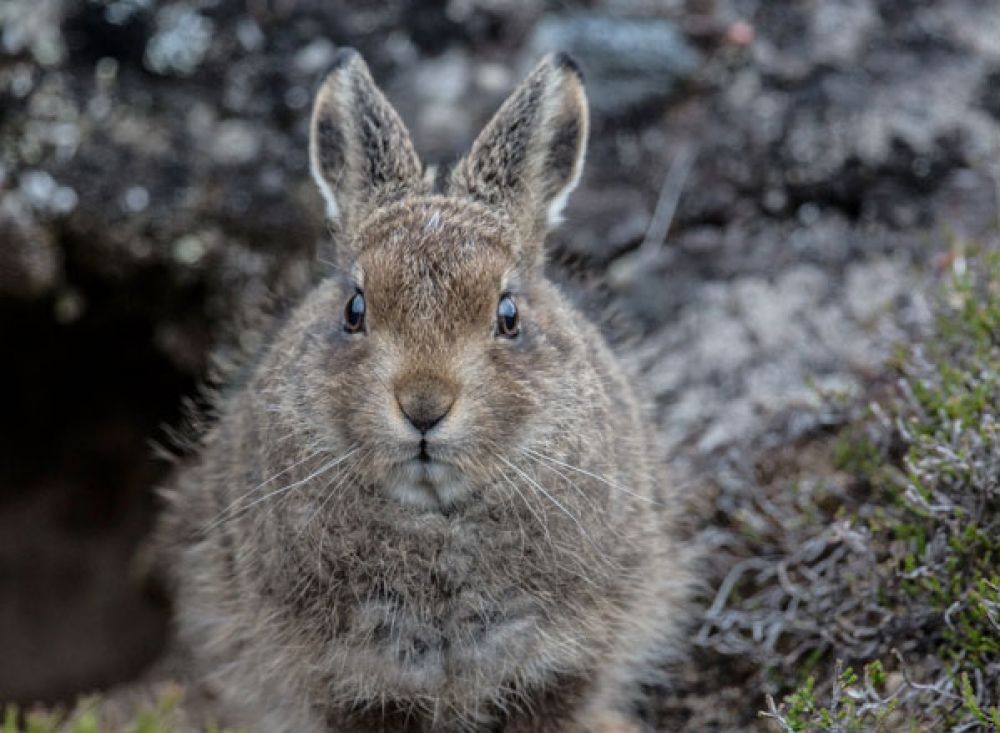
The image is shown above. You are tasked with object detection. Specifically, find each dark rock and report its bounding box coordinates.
[527,12,701,120]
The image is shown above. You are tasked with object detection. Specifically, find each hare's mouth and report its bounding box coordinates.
[385,456,469,511]
[402,437,453,470]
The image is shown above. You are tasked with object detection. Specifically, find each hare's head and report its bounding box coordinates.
[298,49,591,510]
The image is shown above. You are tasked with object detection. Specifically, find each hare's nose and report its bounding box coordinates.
[403,407,447,434]
[395,380,456,434]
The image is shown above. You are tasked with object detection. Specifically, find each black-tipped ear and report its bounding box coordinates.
[449,53,589,243]
[309,48,423,234]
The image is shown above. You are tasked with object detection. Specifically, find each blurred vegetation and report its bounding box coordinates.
[764,250,999,731]
[2,686,236,733]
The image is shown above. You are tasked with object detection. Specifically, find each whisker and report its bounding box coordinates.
[522,447,665,506]
[493,462,552,549]
[206,448,359,532]
[283,449,371,609]
[267,446,361,526]
[308,446,374,541]
[207,448,325,529]
[492,453,605,558]
[517,450,619,536]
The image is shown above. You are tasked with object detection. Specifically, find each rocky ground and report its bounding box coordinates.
[1,0,999,729]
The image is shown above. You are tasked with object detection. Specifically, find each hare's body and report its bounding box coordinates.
[161,52,687,732]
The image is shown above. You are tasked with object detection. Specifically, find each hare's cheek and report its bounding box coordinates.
[477,361,536,439]
[490,329,563,388]
[322,315,379,370]
[323,319,368,353]
[318,345,383,424]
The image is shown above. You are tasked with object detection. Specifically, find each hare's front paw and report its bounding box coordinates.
[573,710,643,733]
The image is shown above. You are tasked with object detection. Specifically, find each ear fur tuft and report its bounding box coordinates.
[551,51,584,82]
[328,46,360,71]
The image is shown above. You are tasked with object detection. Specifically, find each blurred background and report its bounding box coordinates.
[1,0,998,728]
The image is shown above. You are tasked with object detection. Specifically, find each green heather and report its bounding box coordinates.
[766,251,1000,731]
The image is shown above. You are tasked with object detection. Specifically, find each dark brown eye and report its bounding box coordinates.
[496,294,519,338]
[344,291,365,333]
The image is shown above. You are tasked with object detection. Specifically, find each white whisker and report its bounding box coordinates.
[493,463,552,549]
[206,448,359,531]
[492,453,604,558]
[209,448,324,528]
[523,447,664,506]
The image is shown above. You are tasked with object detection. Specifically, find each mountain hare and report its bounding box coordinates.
[160,49,688,732]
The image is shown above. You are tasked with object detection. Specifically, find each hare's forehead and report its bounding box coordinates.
[356,201,516,304]
[360,242,510,314]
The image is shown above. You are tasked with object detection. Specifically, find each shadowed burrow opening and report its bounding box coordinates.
[0,252,205,704]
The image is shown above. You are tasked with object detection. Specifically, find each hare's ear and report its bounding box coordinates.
[449,53,589,243]
[309,48,423,234]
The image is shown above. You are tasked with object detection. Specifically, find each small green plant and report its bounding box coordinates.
[960,671,1000,729]
[762,661,900,732]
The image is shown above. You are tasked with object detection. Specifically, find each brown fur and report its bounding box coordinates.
[158,50,689,732]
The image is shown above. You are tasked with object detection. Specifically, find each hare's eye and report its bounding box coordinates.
[344,291,366,333]
[495,294,519,338]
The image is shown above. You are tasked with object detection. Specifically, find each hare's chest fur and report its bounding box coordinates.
[277,506,576,696]
[349,568,541,689]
